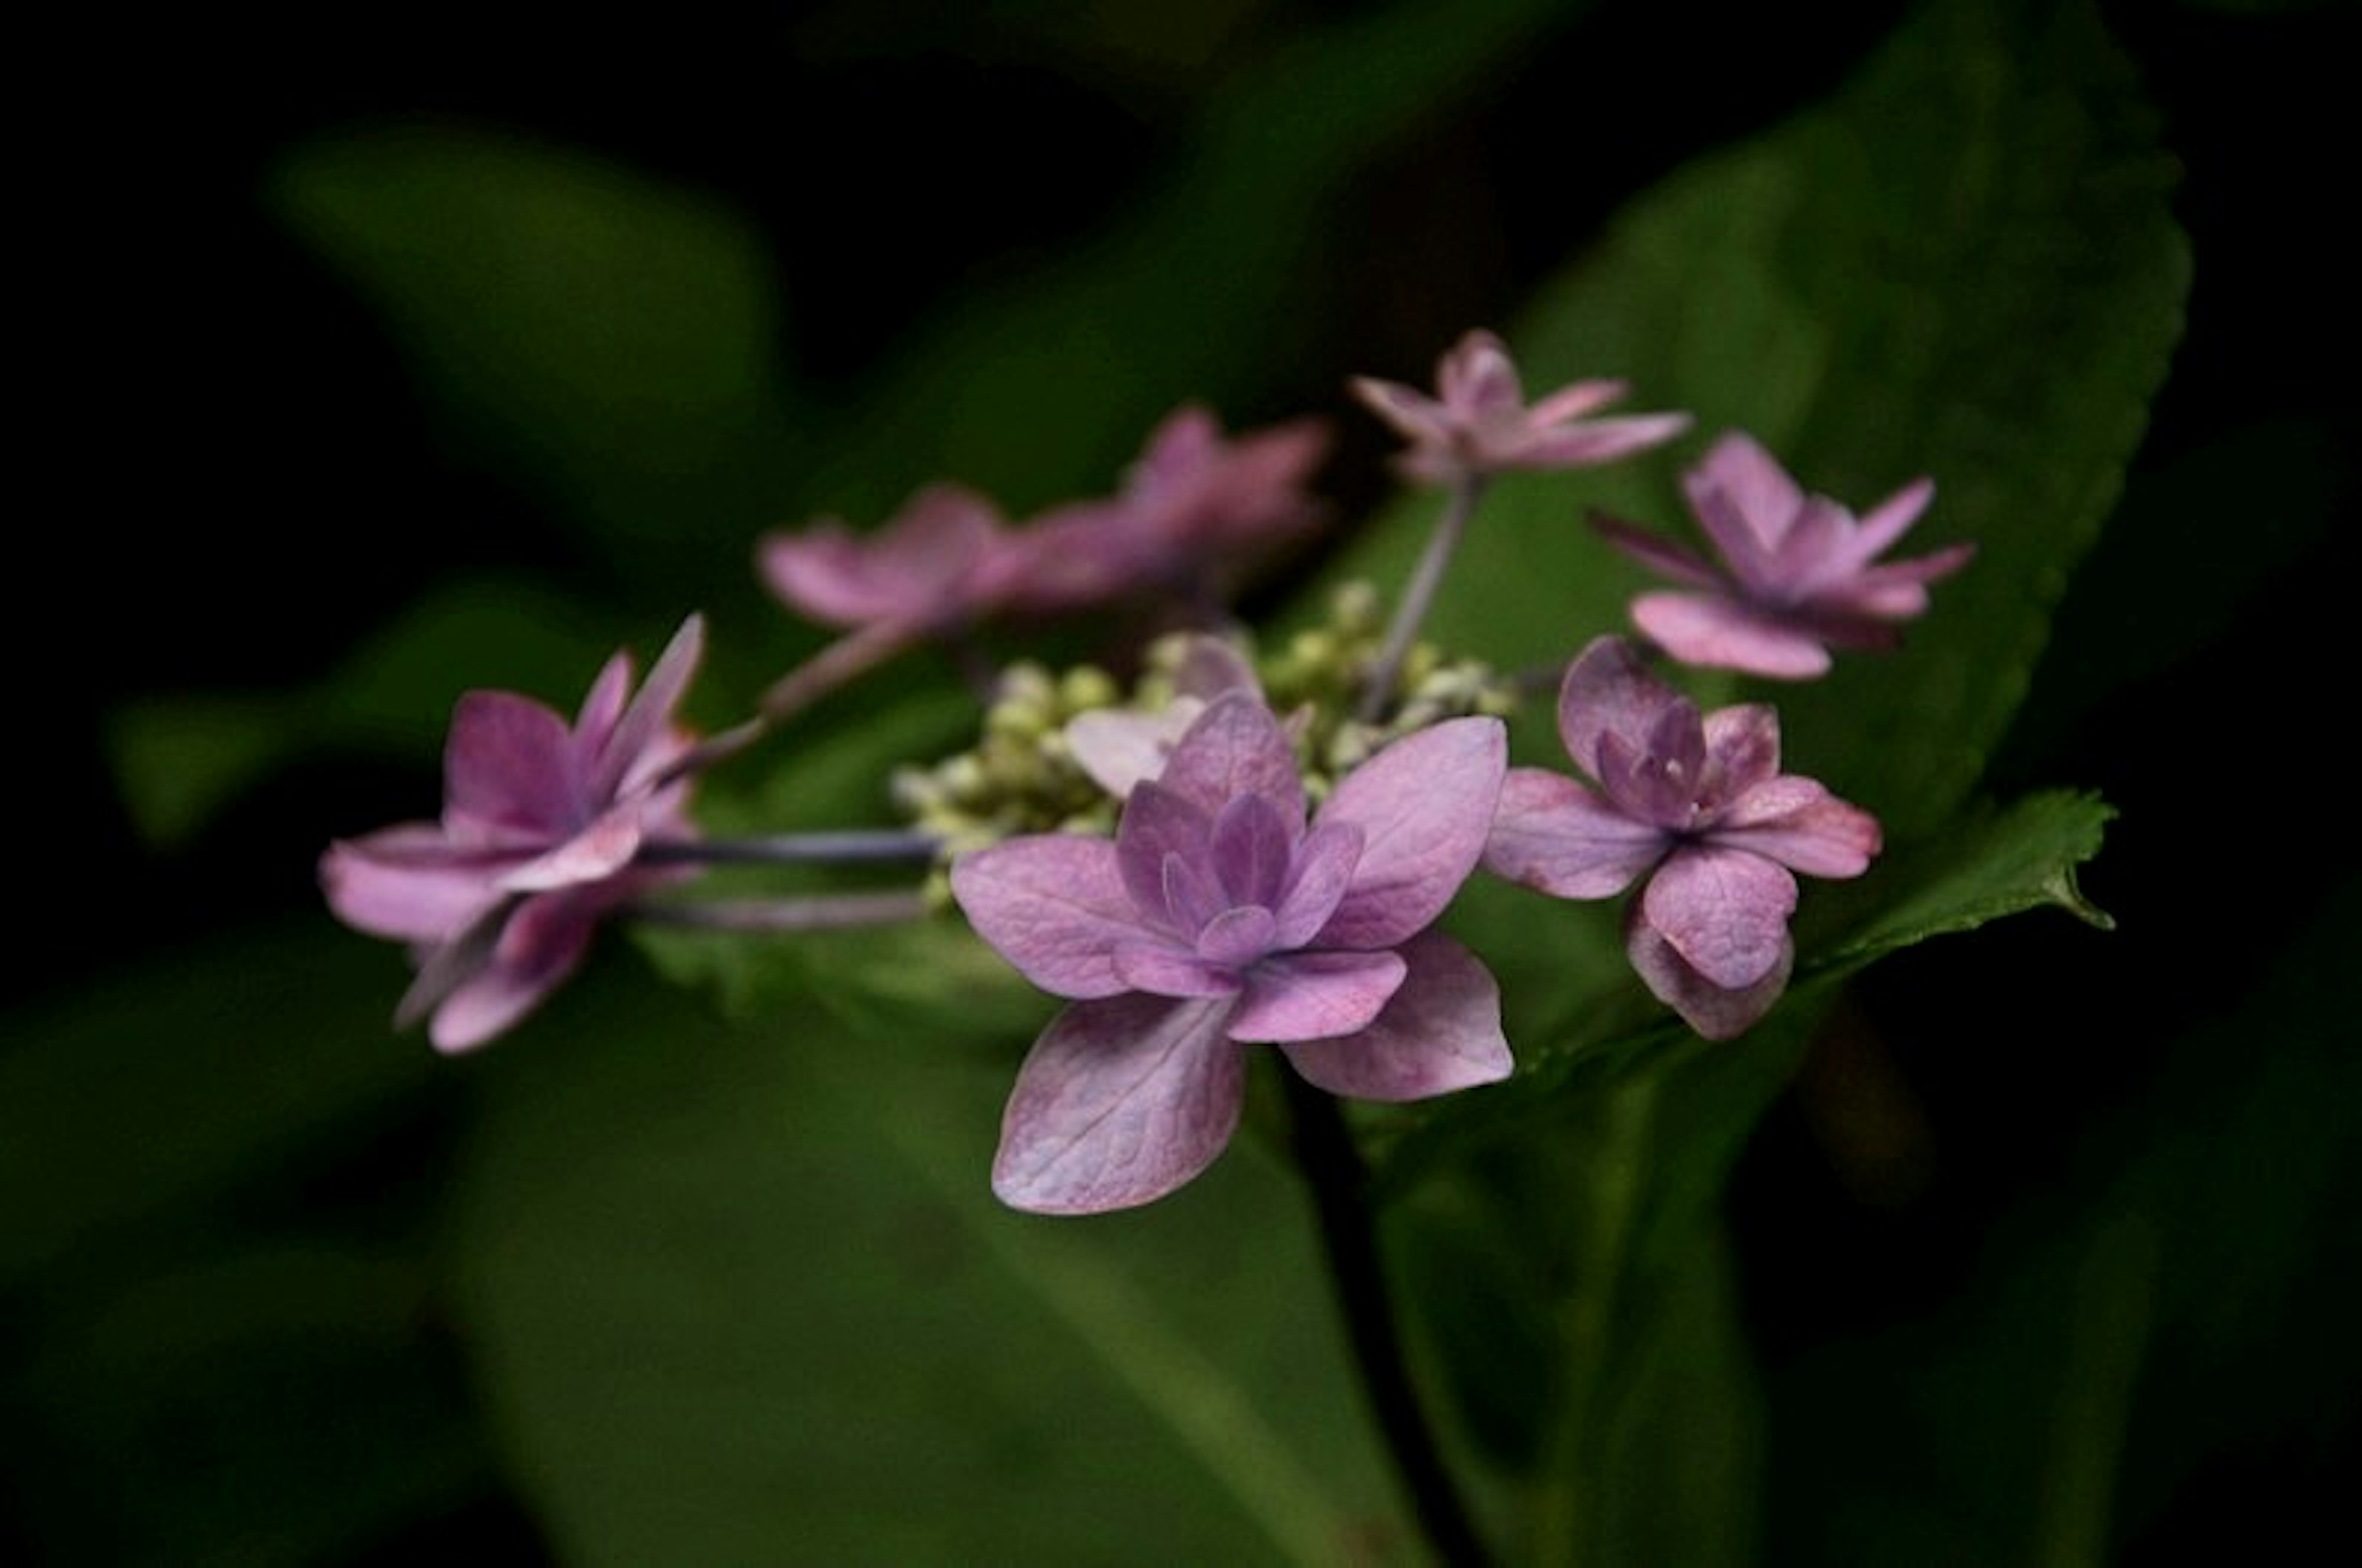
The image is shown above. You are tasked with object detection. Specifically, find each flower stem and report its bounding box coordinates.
[1281,1070,1492,1566]
[638,830,940,867]
[1358,475,1488,723]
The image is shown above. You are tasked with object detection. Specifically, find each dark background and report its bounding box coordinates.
[19,0,2356,1561]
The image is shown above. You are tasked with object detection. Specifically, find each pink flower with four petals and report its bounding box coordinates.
[953,691,1511,1214]
[320,616,705,1051]
[1485,636,1881,1040]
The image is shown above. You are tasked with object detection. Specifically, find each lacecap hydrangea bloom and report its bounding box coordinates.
[952,691,1511,1214]
[1484,636,1880,1039]
[1350,328,1690,487]
[1594,430,1971,679]
[320,616,705,1051]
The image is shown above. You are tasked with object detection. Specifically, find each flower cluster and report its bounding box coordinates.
[322,328,1970,1213]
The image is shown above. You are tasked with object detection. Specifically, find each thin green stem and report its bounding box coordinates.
[625,890,931,931]
[1358,476,1488,723]
[1282,1070,1492,1567]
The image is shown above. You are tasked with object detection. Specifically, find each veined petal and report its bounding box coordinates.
[1281,932,1511,1100]
[1701,704,1782,801]
[1641,845,1797,990]
[1271,821,1362,949]
[950,835,1140,998]
[1209,794,1295,909]
[1629,592,1834,680]
[1313,716,1505,950]
[1716,778,1881,878]
[992,995,1245,1215]
[1116,782,1211,920]
[1112,938,1244,999]
[1483,766,1666,899]
[1158,694,1305,823]
[1626,904,1792,1041]
[1228,950,1407,1044]
[1556,635,1685,779]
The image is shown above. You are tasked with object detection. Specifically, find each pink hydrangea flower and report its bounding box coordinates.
[952,692,1511,1214]
[1063,635,1263,798]
[320,616,705,1052]
[1594,430,1973,679]
[1484,637,1880,1040]
[1350,329,1690,487]
[757,483,1022,637]
[1006,404,1332,613]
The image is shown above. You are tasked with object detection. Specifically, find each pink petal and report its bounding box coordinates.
[992,994,1245,1214]
[1556,635,1687,777]
[1524,377,1631,427]
[1067,701,1208,797]
[1271,822,1362,949]
[1111,939,1244,998]
[497,804,645,893]
[1701,703,1783,799]
[950,835,1141,999]
[1313,717,1505,950]
[1158,694,1306,824]
[320,826,506,942]
[1837,475,1938,569]
[1625,904,1792,1041]
[1227,950,1408,1044]
[1116,782,1212,921]
[1591,514,1724,590]
[1482,766,1666,898]
[595,614,705,800]
[1514,411,1693,469]
[1693,431,1804,548]
[442,691,583,844]
[1715,778,1881,878]
[573,650,634,760]
[1629,592,1834,680]
[1439,330,1521,414]
[427,890,601,1053]
[1281,932,1511,1100]
[1348,375,1447,444]
[1640,845,1797,991]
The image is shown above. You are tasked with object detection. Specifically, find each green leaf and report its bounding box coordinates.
[452,981,1414,1566]
[11,1241,488,1568]
[0,924,442,1286]
[266,124,801,584]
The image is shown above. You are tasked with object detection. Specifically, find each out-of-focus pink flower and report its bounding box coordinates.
[1594,431,1973,679]
[320,616,705,1052]
[1004,404,1332,613]
[1351,329,1690,487]
[1485,637,1879,1040]
[757,484,1022,637]
[952,692,1510,1214]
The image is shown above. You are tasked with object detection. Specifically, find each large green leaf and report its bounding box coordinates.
[0,925,442,1286]
[267,124,802,586]
[453,979,1412,1566]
